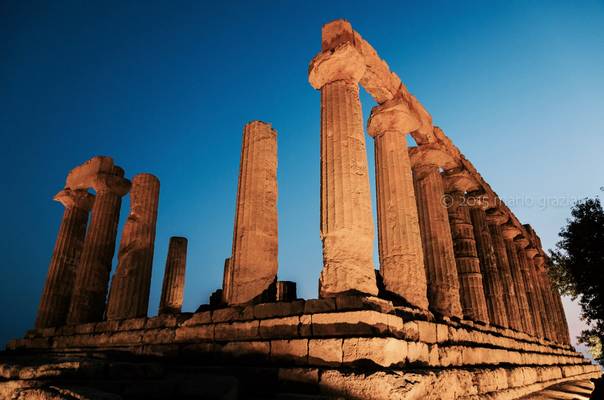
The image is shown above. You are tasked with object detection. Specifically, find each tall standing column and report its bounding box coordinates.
[106,173,160,320]
[443,174,489,324]
[469,202,508,328]
[159,237,188,314]
[536,255,564,343]
[525,248,553,340]
[366,99,427,309]
[309,41,377,297]
[486,211,522,331]
[501,225,535,336]
[67,169,131,324]
[515,237,544,338]
[225,121,278,305]
[410,145,462,318]
[35,189,94,329]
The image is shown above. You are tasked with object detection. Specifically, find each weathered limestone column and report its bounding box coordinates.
[67,169,131,324]
[366,99,427,309]
[309,40,377,297]
[515,237,544,338]
[443,173,489,324]
[469,200,508,328]
[410,145,462,318]
[159,237,188,314]
[486,211,522,331]
[533,255,557,341]
[106,173,160,320]
[35,189,94,329]
[501,224,535,336]
[555,291,572,344]
[525,248,553,340]
[226,121,278,305]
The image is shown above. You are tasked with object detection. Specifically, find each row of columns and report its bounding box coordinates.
[36,157,189,329]
[307,38,571,344]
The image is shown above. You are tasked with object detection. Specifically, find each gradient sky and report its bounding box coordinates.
[1,1,603,357]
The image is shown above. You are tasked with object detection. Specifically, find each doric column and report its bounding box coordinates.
[410,145,462,318]
[554,290,572,344]
[501,224,535,335]
[35,189,94,329]
[366,99,427,309]
[309,41,377,297]
[533,255,556,341]
[525,249,552,340]
[443,172,489,324]
[469,200,508,328]
[515,237,544,338]
[486,211,522,331]
[159,237,187,314]
[106,173,160,320]
[67,168,131,324]
[225,121,278,305]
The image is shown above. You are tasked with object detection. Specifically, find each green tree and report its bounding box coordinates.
[550,197,604,365]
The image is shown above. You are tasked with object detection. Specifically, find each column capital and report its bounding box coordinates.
[501,223,522,240]
[308,42,365,89]
[92,173,131,196]
[525,247,539,259]
[486,208,509,225]
[443,169,481,194]
[53,189,94,211]
[534,254,546,269]
[367,98,420,137]
[514,235,531,249]
[409,144,458,171]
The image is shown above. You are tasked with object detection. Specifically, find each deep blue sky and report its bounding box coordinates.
[1,1,603,354]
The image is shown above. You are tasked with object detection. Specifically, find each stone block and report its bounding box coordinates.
[417,320,437,343]
[271,339,308,364]
[300,315,312,337]
[254,300,305,319]
[108,330,143,346]
[181,311,212,326]
[214,320,259,341]
[221,341,269,361]
[145,314,178,329]
[304,298,336,314]
[406,341,429,365]
[74,323,97,335]
[175,325,214,342]
[402,321,419,341]
[438,346,463,367]
[474,368,508,393]
[143,328,175,344]
[118,317,146,331]
[308,339,342,366]
[212,306,254,323]
[335,295,394,313]
[342,337,407,367]
[436,323,449,343]
[95,320,120,333]
[311,310,390,336]
[259,316,300,338]
[278,367,319,386]
[387,314,405,337]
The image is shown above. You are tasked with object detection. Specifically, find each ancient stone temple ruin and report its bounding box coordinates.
[2,20,601,400]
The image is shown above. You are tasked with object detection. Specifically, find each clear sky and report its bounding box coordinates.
[1,1,603,356]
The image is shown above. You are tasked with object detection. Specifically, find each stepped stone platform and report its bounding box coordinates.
[4,297,600,399]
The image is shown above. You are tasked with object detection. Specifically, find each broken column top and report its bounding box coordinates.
[443,169,481,193]
[246,120,276,134]
[367,98,420,137]
[308,42,365,89]
[66,156,115,190]
[53,189,95,210]
[409,144,459,170]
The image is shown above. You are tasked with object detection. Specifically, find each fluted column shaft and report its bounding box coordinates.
[309,43,377,297]
[487,221,522,331]
[470,207,508,328]
[226,121,278,305]
[368,101,427,309]
[67,173,130,324]
[35,190,94,328]
[412,163,462,318]
[516,245,544,338]
[503,237,534,335]
[539,262,565,343]
[534,264,557,341]
[106,174,160,320]
[159,237,187,314]
[528,255,555,340]
[446,192,489,324]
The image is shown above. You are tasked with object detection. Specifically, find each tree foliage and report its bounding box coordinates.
[550,197,604,364]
